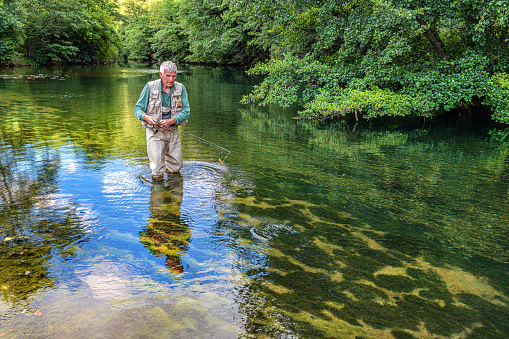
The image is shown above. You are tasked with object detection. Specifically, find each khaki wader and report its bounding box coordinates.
[146,127,182,175]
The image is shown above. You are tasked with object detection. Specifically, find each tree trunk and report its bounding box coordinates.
[416,16,448,61]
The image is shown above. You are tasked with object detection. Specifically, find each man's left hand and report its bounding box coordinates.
[159,118,176,129]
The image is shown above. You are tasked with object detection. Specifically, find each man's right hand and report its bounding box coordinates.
[144,114,158,125]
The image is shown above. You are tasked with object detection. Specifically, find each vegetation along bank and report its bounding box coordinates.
[1,0,508,123]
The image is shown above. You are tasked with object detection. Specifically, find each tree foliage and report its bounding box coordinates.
[117,0,261,64]
[118,0,152,61]
[0,0,24,63]
[1,0,508,123]
[0,0,120,64]
[149,0,188,62]
[228,0,509,122]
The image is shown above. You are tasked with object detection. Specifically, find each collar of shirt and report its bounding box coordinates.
[159,82,175,106]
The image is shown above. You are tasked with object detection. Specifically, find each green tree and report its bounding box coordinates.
[20,0,120,64]
[118,0,265,64]
[179,0,260,64]
[72,0,121,63]
[0,0,25,64]
[0,0,120,65]
[148,0,189,62]
[228,0,509,123]
[118,0,152,61]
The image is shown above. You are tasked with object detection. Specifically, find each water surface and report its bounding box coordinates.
[0,65,508,338]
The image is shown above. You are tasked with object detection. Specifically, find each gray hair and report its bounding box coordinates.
[160,61,177,74]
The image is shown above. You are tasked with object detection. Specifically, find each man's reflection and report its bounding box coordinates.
[140,174,191,274]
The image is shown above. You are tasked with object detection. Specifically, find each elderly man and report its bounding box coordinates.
[133,61,190,179]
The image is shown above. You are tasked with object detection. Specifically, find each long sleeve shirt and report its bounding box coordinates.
[133,81,190,125]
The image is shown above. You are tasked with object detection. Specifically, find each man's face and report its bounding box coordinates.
[160,69,177,88]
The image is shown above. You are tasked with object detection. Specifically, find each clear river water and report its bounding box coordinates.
[0,65,508,338]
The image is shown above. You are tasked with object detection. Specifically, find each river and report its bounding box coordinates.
[0,65,508,338]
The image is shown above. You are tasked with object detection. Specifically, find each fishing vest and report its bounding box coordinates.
[142,79,187,128]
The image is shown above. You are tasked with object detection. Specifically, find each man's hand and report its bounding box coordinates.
[144,114,159,126]
[158,118,176,129]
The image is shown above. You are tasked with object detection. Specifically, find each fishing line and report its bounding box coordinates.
[158,123,231,164]
[177,129,231,164]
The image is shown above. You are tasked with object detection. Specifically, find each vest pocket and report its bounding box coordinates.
[150,88,159,99]
[147,101,155,113]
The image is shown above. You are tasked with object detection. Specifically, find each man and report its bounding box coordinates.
[133,61,190,180]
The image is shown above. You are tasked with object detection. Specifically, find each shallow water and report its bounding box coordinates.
[0,65,508,338]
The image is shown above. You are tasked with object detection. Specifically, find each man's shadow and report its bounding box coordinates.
[139,173,191,274]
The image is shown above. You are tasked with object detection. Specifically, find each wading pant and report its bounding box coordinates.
[146,128,183,176]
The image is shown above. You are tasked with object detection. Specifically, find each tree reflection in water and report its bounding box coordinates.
[139,174,191,274]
